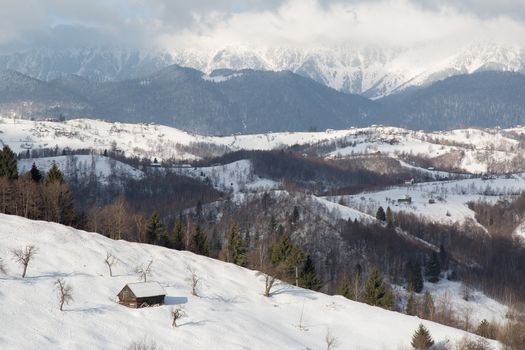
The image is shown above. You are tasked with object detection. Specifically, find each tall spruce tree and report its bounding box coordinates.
[363,268,394,309]
[193,225,210,256]
[0,145,18,180]
[290,206,300,225]
[30,163,42,183]
[270,234,305,278]
[46,163,64,184]
[411,324,434,350]
[172,218,185,250]
[406,261,424,293]
[299,255,321,291]
[376,206,386,221]
[406,292,417,316]
[425,252,441,283]
[336,274,354,300]
[422,291,434,320]
[146,212,166,244]
[226,223,246,266]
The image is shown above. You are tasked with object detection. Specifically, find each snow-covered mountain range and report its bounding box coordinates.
[1,43,524,98]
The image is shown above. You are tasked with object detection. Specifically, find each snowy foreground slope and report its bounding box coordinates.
[0,215,496,350]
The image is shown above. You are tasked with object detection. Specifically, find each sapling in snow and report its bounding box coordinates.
[104,251,117,277]
[135,260,153,282]
[55,278,73,311]
[12,245,37,278]
[186,265,201,297]
[171,306,186,327]
[0,257,7,274]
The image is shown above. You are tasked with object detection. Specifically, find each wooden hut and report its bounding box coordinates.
[117,281,166,308]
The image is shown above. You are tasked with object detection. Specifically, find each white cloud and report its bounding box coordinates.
[1,0,525,53]
[157,0,525,51]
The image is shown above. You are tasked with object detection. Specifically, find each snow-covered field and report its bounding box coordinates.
[173,160,278,194]
[18,155,144,183]
[0,117,524,174]
[328,175,525,225]
[0,214,498,349]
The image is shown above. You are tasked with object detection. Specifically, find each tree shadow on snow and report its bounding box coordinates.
[271,287,318,300]
[164,296,188,305]
[180,320,210,327]
[65,305,112,314]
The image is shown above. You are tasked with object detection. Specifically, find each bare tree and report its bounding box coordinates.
[55,278,73,311]
[127,338,162,350]
[257,271,280,297]
[325,329,339,350]
[135,260,153,282]
[0,257,7,274]
[104,252,117,277]
[12,245,38,278]
[186,265,201,297]
[171,306,187,327]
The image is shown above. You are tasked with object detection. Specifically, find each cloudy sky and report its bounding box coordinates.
[1,0,525,53]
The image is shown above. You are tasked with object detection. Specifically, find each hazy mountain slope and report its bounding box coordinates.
[0,214,497,349]
[381,71,525,129]
[0,48,173,82]
[29,66,379,134]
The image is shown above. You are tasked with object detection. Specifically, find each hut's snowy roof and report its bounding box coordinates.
[125,281,166,297]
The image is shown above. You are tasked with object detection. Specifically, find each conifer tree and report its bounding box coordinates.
[477,319,491,338]
[30,163,42,183]
[406,261,424,293]
[299,255,321,291]
[270,234,305,278]
[376,206,386,221]
[411,324,434,350]
[172,218,185,250]
[386,207,394,227]
[363,268,394,309]
[46,163,64,184]
[425,252,441,283]
[290,206,300,225]
[439,244,449,270]
[146,212,166,244]
[0,145,18,180]
[422,291,434,320]
[225,223,246,266]
[336,274,354,300]
[193,225,210,256]
[406,291,417,316]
